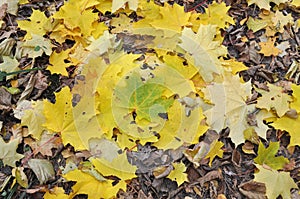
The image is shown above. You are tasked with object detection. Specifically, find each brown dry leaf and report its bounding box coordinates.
[24,131,62,156]
[238,181,266,199]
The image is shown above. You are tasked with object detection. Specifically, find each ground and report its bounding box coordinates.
[0,0,300,199]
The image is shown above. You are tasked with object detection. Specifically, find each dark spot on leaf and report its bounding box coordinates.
[117,149,122,154]
[158,113,168,120]
[175,137,181,142]
[82,112,86,115]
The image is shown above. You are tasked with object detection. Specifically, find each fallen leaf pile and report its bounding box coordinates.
[0,0,300,198]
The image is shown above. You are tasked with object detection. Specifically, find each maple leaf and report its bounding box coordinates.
[52,0,99,37]
[28,159,55,184]
[150,3,191,36]
[167,162,187,185]
[20,34,52,58]
[254,142,289,170]
[0,56,19,80]
[0,138,23,167]
[112,0,138,12]
[21,100,46,140]
[202,72,255,145]
[290,84,300,112]
[114,72,174,122]
[205,140,224,167]
[258,37,282,57]
[17,9,49,40]
[254,164,297,199]
[247,16,269,33]
[64,169,126,199]
[271,11,293,33]
[179,25,227,82]
[271,116,300,147]
[24,131,62,156]
[256,83,292,117]
[220,58,248,74]
[247,0,289,10]
[197,2,234,29]
[43,87,102,150]
[44,187,68,199]
[48,49,71,76]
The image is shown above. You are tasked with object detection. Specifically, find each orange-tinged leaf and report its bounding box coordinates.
[258,38,282,57]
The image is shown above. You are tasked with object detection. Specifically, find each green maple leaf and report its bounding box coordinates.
[114,72,173,121]
[254,142,289,170]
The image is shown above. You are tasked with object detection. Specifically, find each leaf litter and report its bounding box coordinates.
[0,0,300,198]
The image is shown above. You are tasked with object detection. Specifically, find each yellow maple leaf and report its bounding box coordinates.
[21,100,46,140]
[48,49,71,76]
[44,187,68,199]
[52,0,99,37]
[247,0,288,10]
[20,34,52,58]
[112,0,138,12]
[198,2,234,29]
[254,164,297,199]
[290,84,300,112]
[17,9,50,40]
[90,153,136,181]
[271,11,293,33]
[205,140,224,167]
[259,37,282,56]
[150,3,191,36]
[179,25,227,82]
[271,116,300,147]
[202,72,256,145]
[43,87,102,150]
[220,58,248,74]
[63,169,126,199]
[256,83,292,117]
[246,16,268,32]
[167,162,187,185]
